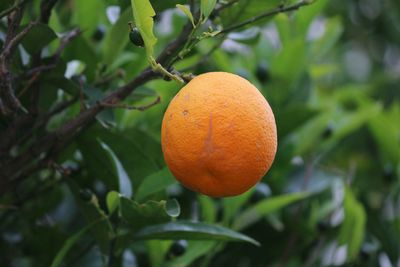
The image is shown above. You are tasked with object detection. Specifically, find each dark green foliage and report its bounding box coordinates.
[0,0,399,267]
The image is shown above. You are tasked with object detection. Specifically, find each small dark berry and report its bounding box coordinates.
[92,24,106,41]
[383,164,395,182]
[360,245,372,261]
[129,28,144,47]
[154,14,161,22]
[250,182,271,202]
[321,123,334,139]
[169,240,188,257]
[317,221,330,232]
[255,62,270,83]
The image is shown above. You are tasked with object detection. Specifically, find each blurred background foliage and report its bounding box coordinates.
[0,0,399,267]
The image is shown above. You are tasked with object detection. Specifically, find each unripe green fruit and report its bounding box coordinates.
[129,28,144,47]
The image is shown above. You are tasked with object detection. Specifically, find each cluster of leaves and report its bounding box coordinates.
[0,0,399,267]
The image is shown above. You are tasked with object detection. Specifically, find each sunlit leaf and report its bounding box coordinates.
[201,0,217,21]
[233,192,310,230]
[176,4,195,27]
[338,187,366,262]
[130,0,158,57]
[134,221,260,246]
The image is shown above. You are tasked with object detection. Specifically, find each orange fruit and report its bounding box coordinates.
[161,72,277,197]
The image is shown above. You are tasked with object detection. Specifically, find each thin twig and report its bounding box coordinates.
[26,28,81,76]
[0,0,31,19]
[17,72,40,97]
[94,69,125,86]
[179,38,225,72]
[0,18,37,114]
[214,0,239,14]
[99,95,161,111]
[1,21,38,59]
[219,0,314,35]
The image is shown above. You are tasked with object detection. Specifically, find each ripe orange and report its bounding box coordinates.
[161,72,277,197]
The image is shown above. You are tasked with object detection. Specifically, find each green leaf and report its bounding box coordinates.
[275,104,319,138]
[20,23,57,54]
[146,240,171,267]
[176,4,195,27]
[368,107,400,164]
[67,181,114,253]
[103,8,132,66]
[201,0,217,21]
[198,195,216,223]
[222,189,254,225]
[120,197,176,231]
[232,192,310,230]
[106,191,120,215]
[338,187,366,262]
[311,16,343,59]
[62,36,98,80]
[227,27,261,44]
[95,127,161,190]
[323,103,382,151]
[271,37,307,85]
[73,0,107,37]
[43,76,80,97]
[77,135,118,191]
[130,0,158,58]
[134,221,260,246]
[136,167,177,201]
[151,0,182,13]
[295,0,328,36]
[220,0,288,27]
[100,141,133,198]
[0,0,13,13]
[162,241,216,267]
[50,219,103,267]
[290,112,332,155]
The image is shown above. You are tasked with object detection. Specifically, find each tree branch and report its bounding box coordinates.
[39,0,59,24]
[1,21,37,59]
[218,0,315,35]
[0,0,31,19]
[26,28,81,76]
[0,9,36,115]
[99,95,161,111]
